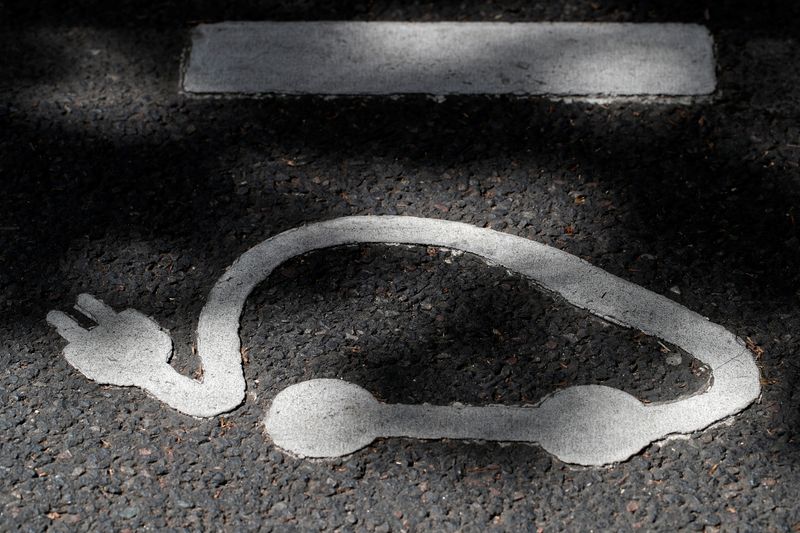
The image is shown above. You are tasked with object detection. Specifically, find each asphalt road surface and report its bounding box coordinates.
[2,1,800,531]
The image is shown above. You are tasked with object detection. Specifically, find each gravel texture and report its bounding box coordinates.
[2,0,800,531]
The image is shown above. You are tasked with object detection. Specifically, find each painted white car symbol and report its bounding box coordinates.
[47,216,760,465]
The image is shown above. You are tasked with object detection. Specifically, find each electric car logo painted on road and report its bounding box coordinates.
[47,216,760,466]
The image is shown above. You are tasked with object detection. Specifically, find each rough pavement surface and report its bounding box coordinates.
[2,1,800,531]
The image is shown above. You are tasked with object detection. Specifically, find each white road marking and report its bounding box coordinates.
[266,379,661,465]
[48,216,759,466]
[182,22,716,97]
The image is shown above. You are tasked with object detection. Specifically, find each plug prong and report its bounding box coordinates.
[46,310,86,343]
[74,293,117,323]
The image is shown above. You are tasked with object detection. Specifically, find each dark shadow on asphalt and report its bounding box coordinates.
[3,0,800,34]
[4,95,799,314]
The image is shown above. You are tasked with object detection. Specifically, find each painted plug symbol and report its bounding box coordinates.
[46,294,173,387]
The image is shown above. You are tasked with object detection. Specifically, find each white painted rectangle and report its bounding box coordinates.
[183,22,715,96]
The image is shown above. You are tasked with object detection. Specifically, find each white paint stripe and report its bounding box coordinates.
[182,22,716,96]
[49,216,758,466]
